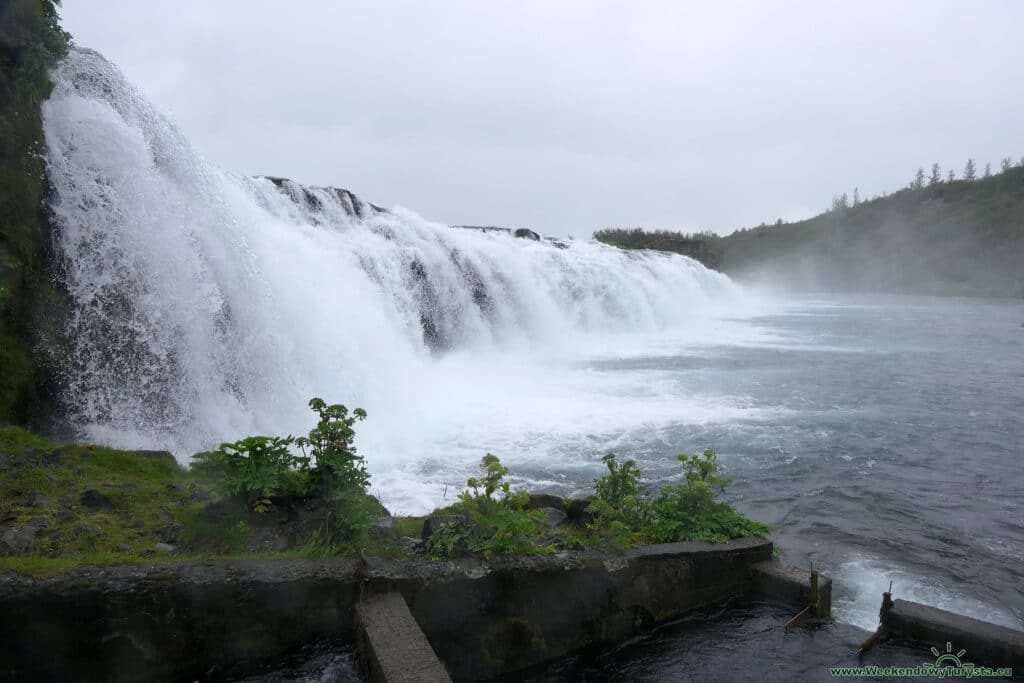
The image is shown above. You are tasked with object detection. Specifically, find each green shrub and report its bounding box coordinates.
[646,450,770,543]
[586,450,769,546]
[296,397,369,498]
[190,397,372,514]
[426,454,552,560]
[191,435,306,511]
[589,453,649,530]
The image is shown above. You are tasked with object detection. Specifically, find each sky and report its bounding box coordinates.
[59,1,1024,238]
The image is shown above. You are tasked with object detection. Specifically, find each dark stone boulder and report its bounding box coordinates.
[80,489,114,509]
[400,536,425,555]
[233,497,333,554]
[153,523,185,545]
[421,515,478,558]
[513,228,541,241]
[421,515,467,543]
[74,524,105,539]
[539,507,567,527]
[0,518,46,554]
[187,487,212,503]
[566,497,595,525]
[25,491,51,507]
[526,493,566,512]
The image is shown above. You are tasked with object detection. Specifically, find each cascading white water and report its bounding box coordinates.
[42,48,755,512]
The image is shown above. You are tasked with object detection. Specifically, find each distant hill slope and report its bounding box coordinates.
[594,166,1024,298]
[712,167,1024,297]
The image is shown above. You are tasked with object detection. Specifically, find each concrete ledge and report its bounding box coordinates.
[882,599,1024,672]
[749,560,832,617]
[0,538,773,682]
[355,592,452,682]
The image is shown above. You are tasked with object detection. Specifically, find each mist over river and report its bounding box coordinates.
[41,47,1024,674]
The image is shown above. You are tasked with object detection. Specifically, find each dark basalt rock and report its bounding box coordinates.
[0,518,46,554]
[526,493,566,512]
[24,491,50,507]
[539,507,567,527]
[566,497,595,525]
[421,515,467,544]
[80,488,113,509]
[153,523,184,545]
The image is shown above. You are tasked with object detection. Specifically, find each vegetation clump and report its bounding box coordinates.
[190,397,376,555]
[424,450,769,559]
[1,397,768,574]
[587,451,769,547]
[426,454,552,560]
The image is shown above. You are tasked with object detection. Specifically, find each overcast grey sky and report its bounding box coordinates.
[60,1,1023,237]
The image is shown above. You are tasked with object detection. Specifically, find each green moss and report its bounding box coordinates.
[0,0,71,425]
[3,465,51,494]
[0,426,208,564]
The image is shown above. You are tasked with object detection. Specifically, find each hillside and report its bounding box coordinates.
[597,166,1024,298]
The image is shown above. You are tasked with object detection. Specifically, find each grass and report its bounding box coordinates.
[0,426,205,566]
[0,426,430,575]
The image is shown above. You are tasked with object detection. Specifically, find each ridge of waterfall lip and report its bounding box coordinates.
[254,174,559,247]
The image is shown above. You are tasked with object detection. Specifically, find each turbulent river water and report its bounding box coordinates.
[41,48,1024,679]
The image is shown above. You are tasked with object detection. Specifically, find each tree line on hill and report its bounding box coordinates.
[594,155,1024,298]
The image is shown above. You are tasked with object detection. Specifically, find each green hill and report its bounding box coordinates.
[597,165,1024,298]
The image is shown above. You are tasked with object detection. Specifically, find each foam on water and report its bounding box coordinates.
[833,554,1024,632]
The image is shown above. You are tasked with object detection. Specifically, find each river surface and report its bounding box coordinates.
[374,293,1024,634]
[228,294,1024,681]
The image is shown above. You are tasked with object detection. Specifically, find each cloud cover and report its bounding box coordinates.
[59,1,1024,237]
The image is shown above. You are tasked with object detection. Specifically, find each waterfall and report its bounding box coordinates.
[42,48,747,509]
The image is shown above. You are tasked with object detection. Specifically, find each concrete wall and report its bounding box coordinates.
[882,599,1024,673]
[0,538,772,682]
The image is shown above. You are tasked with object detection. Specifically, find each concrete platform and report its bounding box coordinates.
[355,591,452,683]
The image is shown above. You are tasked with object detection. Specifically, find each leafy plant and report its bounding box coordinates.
[465,453,510,500]
[646,450,770,543]
[590,453,649,529]
[585,453,649,549]
[426,454,552,560]
[191,435,306,511]
[296,397,369,499]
